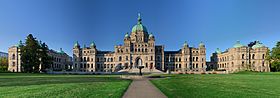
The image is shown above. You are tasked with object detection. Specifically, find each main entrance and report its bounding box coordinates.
[135,57,142,68]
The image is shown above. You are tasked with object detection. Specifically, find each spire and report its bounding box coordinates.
[137,13,142,24]
[183,41,188,47]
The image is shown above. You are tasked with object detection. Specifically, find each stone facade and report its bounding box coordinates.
[73,14,206,73]
[8,42,72,72]
[210,41,270,73]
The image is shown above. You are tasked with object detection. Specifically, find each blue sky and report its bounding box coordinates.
[0,0,280,61]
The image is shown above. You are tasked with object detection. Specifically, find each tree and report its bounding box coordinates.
[0,57,8,72]
[20,34,41,73]
[39,42,52,72]
[270,41,280,71]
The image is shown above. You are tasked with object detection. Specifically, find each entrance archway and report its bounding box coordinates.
[135,57,143,68]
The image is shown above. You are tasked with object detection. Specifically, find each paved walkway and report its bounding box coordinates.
[122,77,167,98]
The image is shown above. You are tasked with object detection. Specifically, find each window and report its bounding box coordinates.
[242,54,245,59]
[119,56,122,61]
[262,54,265,59]
[97,58,99,62]
[12,54,15,60]
[84,57,86,62]
[252,54,255,59]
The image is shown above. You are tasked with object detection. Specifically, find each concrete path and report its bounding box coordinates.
[122,77,167,98]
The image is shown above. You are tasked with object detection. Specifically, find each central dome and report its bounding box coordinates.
[131,13,148,32]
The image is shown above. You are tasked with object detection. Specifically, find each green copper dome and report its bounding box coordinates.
[233,40,244,48]
[90,41,96,47]
[215,48,222,54]
[149,33,154,38]
[58,48,65,54]
[74,41,80,47]
[125,32,129,38]
[252,41,265,49]
[15,40,23,47]
[183,41,188,47]
[199,42,205,47]
[131,13,148,33]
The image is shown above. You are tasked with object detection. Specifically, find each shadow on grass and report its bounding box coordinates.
[0,76,129,87]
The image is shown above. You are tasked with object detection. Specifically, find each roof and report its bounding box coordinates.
[164,51,180,54]
[252,41,265,49]
[233,40,244,48]
[131,13,148,33]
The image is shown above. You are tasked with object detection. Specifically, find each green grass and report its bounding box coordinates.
[0,73,131,98]
[151,72,280,98]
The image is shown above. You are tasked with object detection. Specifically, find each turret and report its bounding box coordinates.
[74,41,80,49]
[149,33,155,41]
[90,41,96,49]
[199,42,205,48]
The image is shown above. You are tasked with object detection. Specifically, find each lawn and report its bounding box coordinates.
[151,72,280,98]
[0,73,131,98]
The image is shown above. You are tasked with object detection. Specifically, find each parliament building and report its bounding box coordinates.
[72,14,206,73]
[210,41,270,73]
[8,14,270,74]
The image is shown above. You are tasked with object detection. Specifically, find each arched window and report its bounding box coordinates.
[12,54,15,60]
[84,57,86,62]
[252,54,255,59]
[119,56,122,61]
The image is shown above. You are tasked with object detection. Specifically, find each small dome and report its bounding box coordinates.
[131,13,148,33]
[199,42,205,47]
[125,32,129,38]
[183,41,188,47]
[15,40,23,47]
[252,41,265,49]
[58,48,65,54]
[74,41,80,47]
[233,40,244,48]
[90,41,96,47]
[149,33,154,38]
[215,48,222,54]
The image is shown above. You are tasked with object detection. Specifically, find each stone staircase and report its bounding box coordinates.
[118,68,164,74]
